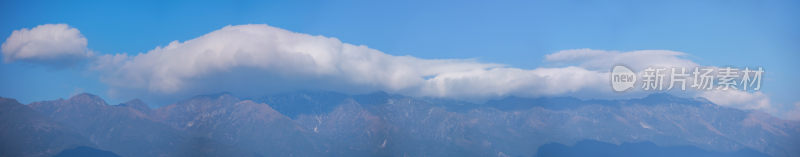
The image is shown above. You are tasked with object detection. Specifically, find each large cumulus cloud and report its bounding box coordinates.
[92,24,609,102]
[1,24,91,66]
[3,23,792,119]
[88,25,776,110]
[547,48,779,118]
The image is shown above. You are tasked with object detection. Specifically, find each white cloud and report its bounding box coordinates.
[544,49,703,93]
[545,48,698,71]
[547,49,782,116]
[6,23,782,119]
[92,24,612,102]
[1,24,91,65]
[419,66,608,99]
[785,102,800,120]
[700,90,771,110]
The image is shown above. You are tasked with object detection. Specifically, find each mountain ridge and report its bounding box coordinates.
[1,92,797,157]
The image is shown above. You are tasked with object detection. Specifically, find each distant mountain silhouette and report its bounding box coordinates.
[53,146,119,157]
[0,97,90,157]
[536,140,768,157]
[155,93,316,156]
[256,91,350,118]
[24,93,250,157]
[1,92,798,157]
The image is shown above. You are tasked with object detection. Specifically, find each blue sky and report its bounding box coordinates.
[1,0,798,108]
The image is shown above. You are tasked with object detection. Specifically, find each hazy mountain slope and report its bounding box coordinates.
[2,92,797,157]
[295,100,390,156]
[269,92,800,157]
[258,91,350,119]
[53,146,120,157]
[535,140,768,157]
[118,99,152,116]
[27,93,249,157]
[0,97,90,157]
[156,93,318,156]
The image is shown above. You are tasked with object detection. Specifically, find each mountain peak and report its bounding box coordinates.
[363,91,389,97]
[642,93,681,100]
[188,92,237,101]
[0,97,22,108]
[170,92,240,107]
[119,99,151,112]
[66,93,108,106]
[633,93,707,106]
[68,93,104,102]
[122,99,145,106]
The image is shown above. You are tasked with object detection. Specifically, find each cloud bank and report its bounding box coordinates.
[92,24,609,102]
[545,48,698,71]
[1,24,91,66]
[2,24,792,119]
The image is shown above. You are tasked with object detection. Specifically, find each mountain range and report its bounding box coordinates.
[1,91,797,157]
